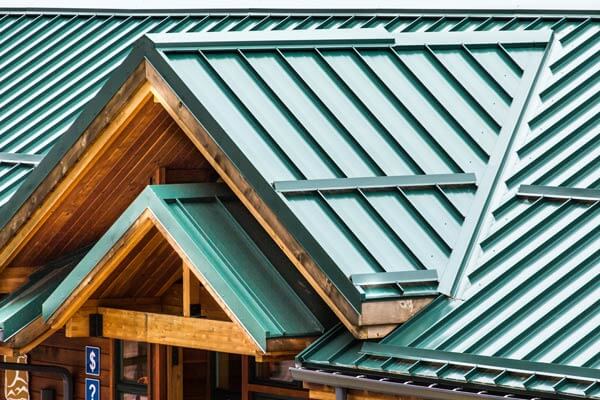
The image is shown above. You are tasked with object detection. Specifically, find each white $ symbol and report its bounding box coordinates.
[89,351,96,372]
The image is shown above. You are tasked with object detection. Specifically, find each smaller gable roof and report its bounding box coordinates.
[0,250,83,341]
[42,183,323,351]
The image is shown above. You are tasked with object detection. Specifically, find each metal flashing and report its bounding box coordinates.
[290,367,512,400]
[351,270,438,287]
[392,29,553,47]
[1,7,599,16]
[437,29,553,296]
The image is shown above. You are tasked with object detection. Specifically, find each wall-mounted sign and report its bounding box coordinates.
[85,346,101,376]
[85,378,100,400]
[3,355,29,400]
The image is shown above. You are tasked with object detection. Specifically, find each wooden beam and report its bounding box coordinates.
[0,62,151,274]
[66,307,260,356]
[151,344,167,400]
[146,212,263,350]
[360,297,434,327]
[0,266,37,293]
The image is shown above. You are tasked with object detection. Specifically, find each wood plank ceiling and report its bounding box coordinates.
[1,98,216,292]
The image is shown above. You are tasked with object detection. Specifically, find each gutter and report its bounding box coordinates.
[290,367,518,400]
[0,361,73,400]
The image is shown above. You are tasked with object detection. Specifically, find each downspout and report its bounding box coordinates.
[0,361,73,400]
[291,367,509,400]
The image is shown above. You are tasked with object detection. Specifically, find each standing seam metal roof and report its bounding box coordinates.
[150,29,549,303]
[294,12,600,400]
[0,12,596,207]
[0,10,597,399]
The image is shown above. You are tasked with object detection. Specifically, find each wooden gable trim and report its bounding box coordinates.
[0,57,427,343]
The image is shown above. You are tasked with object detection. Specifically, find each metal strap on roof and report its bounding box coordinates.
[0,152,43,165]
[517,185,600,202]
[360,342,600,381]
[351,269,438,287]
[273,173,476,194]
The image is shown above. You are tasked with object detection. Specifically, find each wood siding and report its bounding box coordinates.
[27,331,113,400]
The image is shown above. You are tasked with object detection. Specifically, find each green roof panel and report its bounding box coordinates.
[153,29,549,301]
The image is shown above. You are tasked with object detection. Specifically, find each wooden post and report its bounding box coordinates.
[241,356,249,400]
[166,346,183,400]
[182,261,200,318]
[151,344,167,400]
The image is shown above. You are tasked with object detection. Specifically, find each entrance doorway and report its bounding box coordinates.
[113,340,307,400]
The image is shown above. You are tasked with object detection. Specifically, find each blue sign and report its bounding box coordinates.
[85,378,100,400]
[85,346,100,376]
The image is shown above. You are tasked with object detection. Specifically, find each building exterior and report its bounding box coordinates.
[0,6,597,400]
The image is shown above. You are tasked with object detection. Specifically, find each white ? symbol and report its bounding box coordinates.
[88,383,96,400]
[89,351,96,372]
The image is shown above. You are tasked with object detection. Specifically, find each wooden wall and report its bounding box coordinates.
[27,331,112,400]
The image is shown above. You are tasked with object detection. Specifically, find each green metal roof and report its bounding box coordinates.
[283,16,600,400]
[298,324,600,400]
[42,183,324,351]
[149,28,550,303]
[0,10,597,399]
[0,250,82,341]
[0,11,596,208]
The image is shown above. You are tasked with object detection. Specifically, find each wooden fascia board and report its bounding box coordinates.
[39,188,287,354]
[4,316,56,355]
[44,209,156,328]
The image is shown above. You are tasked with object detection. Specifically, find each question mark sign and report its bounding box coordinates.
[89,383,96,400]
